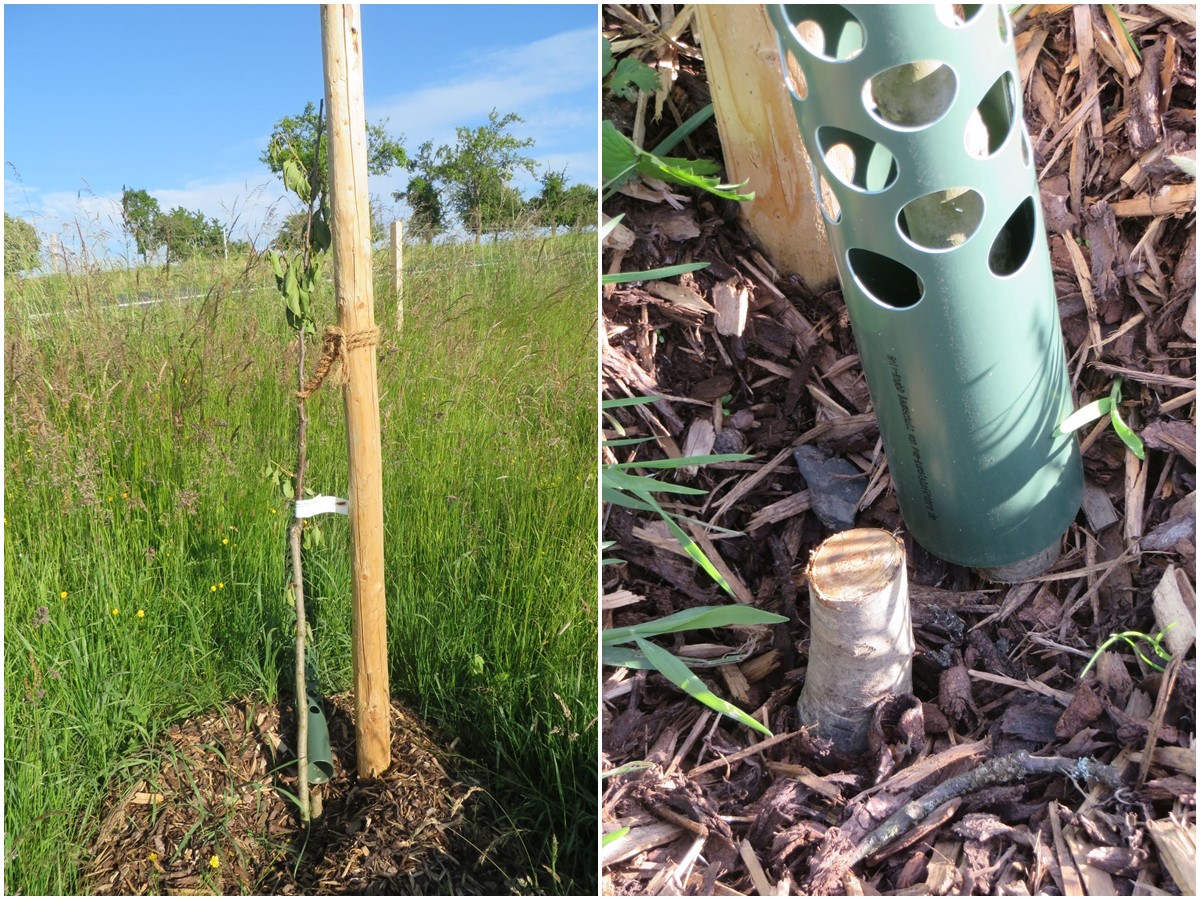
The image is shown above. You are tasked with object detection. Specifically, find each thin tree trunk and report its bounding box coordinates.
[291,337,311,822]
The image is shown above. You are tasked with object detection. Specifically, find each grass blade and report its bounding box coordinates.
[603,604,788,645]
[602,262,710,285]
[613,452,752,470]
[634,638,772,736]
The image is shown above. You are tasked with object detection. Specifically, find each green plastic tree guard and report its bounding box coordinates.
[768,4,1082,577]
[305,663,334,785]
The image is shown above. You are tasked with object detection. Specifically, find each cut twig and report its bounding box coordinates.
[848,752,1123,868]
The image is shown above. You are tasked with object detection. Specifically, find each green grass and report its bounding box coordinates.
[3,233,598,893]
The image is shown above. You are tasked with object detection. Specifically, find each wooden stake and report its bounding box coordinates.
[693,5,837,291]
[321,3,390,778]
[390,219,403,334]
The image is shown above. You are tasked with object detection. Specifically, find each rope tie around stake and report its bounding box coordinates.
[296,325,380,399]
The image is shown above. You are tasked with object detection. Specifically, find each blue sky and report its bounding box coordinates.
[4,4,598,262]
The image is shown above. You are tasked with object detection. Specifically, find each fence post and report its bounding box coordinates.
[321,2,391,778]
[391,219,403,334]
[694,5,837,291]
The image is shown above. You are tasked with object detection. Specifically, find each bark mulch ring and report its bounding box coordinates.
[602,5,1195,896]
[85,693,529,895]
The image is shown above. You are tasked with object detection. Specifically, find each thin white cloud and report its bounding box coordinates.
[368,25,598,188]
[14,25,597,259]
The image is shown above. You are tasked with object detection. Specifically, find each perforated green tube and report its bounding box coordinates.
[768,4,1082,574]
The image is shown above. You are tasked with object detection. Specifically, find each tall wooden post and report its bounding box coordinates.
[321,3,391,778]
[390,219,403,334]
[694,5,837,290]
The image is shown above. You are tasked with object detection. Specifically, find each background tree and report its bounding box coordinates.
[157,207,224,262]
[262,102,406,249]
[436,108,537,244]
[559,183,598,231]
[121,187,163,262]
[273,211,312,252]
[4,213,41,275]
[531,168,569,234]
[393,142,445,244]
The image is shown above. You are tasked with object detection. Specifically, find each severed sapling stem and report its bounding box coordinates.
[289,100,327,825]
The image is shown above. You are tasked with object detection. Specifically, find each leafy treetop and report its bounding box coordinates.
[4,213,40,275]
[260,101,407,191]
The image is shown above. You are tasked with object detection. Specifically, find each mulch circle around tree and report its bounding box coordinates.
[603,4,1195,896]
[85,693,516,895]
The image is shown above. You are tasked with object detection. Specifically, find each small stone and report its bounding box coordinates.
[713,427,746,454]
[792,445,866,532]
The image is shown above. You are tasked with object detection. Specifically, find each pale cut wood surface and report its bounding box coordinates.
[321,2,390,778]
[694,5,837,291]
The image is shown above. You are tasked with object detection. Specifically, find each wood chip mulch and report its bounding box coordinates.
[85,693,522,895]
[602,4,1195,896]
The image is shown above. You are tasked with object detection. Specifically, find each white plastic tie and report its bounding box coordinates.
[294,495,349,518]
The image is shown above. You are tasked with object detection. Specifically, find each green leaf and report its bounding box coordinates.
[600,213,625,242]
[614,452,753,470]
[634,638,772,736]
[602,122,754,201]
[651,104,716,156]
[642,491,735,595]
[602,761,653,780]
[1168,154,1197,179]
[610,56,660,100]
[604,605,789,646]
[602,395,659,409]
[603,468,708,497]
[1054,396,1113,437]
[1106,4,1142,61]
[602,120,639,190]
[282,158,310,204]
[283,265,301,319]
[601,484,658,513]
[602,38,616,78]
[603,436,658,448]
[1109,378,1145,459]
[602,262,710,285]
[267,249,285,281]
[602,827,631,847]
[311,214,331,253]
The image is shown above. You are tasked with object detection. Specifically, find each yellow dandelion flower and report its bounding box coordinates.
[222,537,229,545]
[218,582,225,590]
[107,495,114,502]
[209,854,220,869]
[111,607,119,616]
[122,492,129,500]
[60,591,68,599]
[148,851,158,862]
[210,584,217,592]
[137,609,145,619]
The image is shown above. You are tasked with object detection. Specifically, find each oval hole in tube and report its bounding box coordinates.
[989,196,1037,277]
[935,4,984,27]
[898,188,984,250]
[784,5,865,61]
[817,173,842,222]
[967,71,1016,159]
[816,126,898,192]
[864,60,957,129]
[783,47,809,100]
[847,248,924,308]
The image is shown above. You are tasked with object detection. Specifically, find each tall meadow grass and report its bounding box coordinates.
[3,233,597,893]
